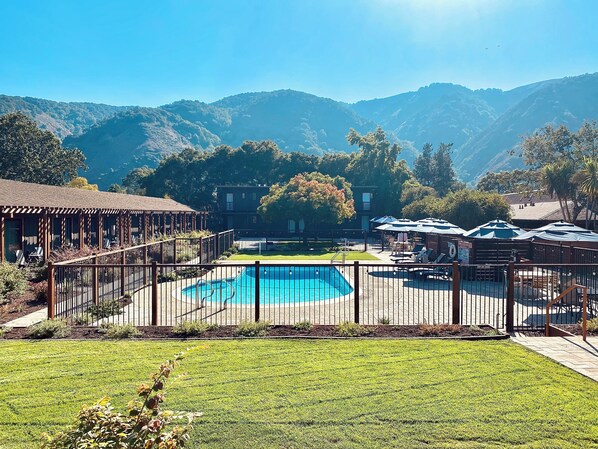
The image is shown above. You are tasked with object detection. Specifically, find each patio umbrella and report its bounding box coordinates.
[463,219,525,239]
[370,215,399,224]
[375,219,420,233]
[415,218,466,235]
[514,221,598,242]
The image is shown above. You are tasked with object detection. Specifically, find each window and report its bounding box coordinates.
[226,193,234,211]
[241,192,246,199]
[288,219,296,233]
[252,192,257,201]
[362,192,371,211]
[252,215,257,224]
[361,215,370,231]
[298,219,305,232]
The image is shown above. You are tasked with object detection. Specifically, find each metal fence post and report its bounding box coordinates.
[173,237,178,267]
[151,261,159,326]
[255,260,260,322]
[143,245,148,285]
[506,262,515,333]
[354,261,360,324]
[47,262,55,319]
[199,236,203,264]
[452,261,460,324]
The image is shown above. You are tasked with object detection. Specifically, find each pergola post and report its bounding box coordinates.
[162,212,166,235]
[0,210,4,262]
[78,212,84,249]
[60,216,66,248]
[97,212,103,250]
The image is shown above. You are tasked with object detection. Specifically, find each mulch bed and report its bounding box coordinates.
[1,324,508,340]
[0,290,46,326]
[553,324,598,336]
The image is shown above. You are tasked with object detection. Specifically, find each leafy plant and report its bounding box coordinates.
[32,280,48,302]
[292,321,313,331]
[418,323,462,336]
[378,316,390,325]
[585,317,598,333]
[336,321,370,337]
[28,319,71,339]
[70,313,92,325]
[0,326,11,338]
[41,350,201,448]
[172,320,218,337]
[235,320,271,337]
[99,323,142,339]
[87,299,124,319]
[158,271,179,283]
[0,262,28,304]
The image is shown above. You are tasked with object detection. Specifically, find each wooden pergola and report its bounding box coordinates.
[0,179,207,262]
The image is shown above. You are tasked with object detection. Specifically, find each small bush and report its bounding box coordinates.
[293,320,313,331]
[71,313,92,325]
[172,320,218,337]
[158,271,179,283]
[585,317,598,332]
[100,323,141,339]
[28,319,71,339]
[0,262,28,304]
[418,323,462,336]
[236,320,271,337]
[0,326,11,338]
[87,299,124,319]
[32,280,48,302]
[378,316,391,325]
[336,321,370,337]
[41,350,200,448]
[176,253,193,263]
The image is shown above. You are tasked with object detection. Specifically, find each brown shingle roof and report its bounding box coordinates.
[0,178,195,214]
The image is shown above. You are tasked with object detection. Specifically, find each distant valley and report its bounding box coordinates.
[2,72,598,188]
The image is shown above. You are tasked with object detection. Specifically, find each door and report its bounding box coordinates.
[4,219,22,263]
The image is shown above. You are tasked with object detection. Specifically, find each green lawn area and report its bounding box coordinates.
[2,339,598,448]
[229,250,379,260]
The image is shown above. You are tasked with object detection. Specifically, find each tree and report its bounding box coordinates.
[258,172,355,241]
[476,169,541,194]
[122,166,154,195]
[0,112,86,185]
[66,177,98,191]
[578,158,598,228]
[346,127,411,216]
[542,161,578,222]
[400,180,437,206]
[441,190,511,230]
[108,183,126,193]
[401,196,442,221]
[413,143,434,187]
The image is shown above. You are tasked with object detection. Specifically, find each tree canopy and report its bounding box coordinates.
[66,177,98,191]
[413,142,461,196]
[258,172,355,231]
[0,112,86,185]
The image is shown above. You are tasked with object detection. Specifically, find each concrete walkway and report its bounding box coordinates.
[3,307,47,327]
[513,335,598,381]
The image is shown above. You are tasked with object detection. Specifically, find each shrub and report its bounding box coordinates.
[100,323,142,339]
[336,321,370,337]
[418,323,462,336]
[0,262,28,304]
[87,299,124,319]
[70,313,92,325]
[176,253,193,263]
[158,271,179,283]
[28,319,71,339]
[378,316,391,325]
[172,320,218,337]
[41,350,200,448]
[585,317,598,333]
[0,326,11,338]
[293,320,313,331]
[236,320,271,337]
[32,280,48,302]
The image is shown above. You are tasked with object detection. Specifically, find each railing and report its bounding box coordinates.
[546,284,589,341]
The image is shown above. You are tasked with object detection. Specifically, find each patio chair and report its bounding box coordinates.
[27,246,44,264]
[407,253,449,279]
[15,250,26,268]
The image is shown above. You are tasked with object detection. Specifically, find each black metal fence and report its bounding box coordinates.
[48,244,598,330]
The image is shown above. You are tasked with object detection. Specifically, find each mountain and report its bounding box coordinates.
[2,73,598,188]
[63,108,220,187]
[0,94,128,139]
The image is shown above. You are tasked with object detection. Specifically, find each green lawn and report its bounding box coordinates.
[229,250,379,260]
[2,339,598,448]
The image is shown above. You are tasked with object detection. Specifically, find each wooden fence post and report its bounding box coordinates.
[255,261,260,322]
[151,261,159,326]
[47,262,55,319]
[120,249,126,296]
[92,255,99,305]
[452,261,460,324]
[506,262,515,333]
[354,261,360,324]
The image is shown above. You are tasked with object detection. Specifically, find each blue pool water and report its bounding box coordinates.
[181,265,353,305]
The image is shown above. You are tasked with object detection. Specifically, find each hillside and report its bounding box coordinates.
[2,72,598,188]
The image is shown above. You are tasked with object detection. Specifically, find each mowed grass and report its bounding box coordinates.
[228,251,379,260]
[2,340,598,449]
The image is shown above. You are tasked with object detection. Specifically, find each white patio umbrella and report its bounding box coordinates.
[415,218,466,235]
[514,220,598,242]
[463,219,525,239]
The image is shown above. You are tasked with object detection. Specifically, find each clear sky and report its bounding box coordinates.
[1,0,597,106]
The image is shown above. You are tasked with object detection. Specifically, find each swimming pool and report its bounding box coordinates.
[181,265,353,305]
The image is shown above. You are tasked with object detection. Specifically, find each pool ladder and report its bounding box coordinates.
[195,279,236,310]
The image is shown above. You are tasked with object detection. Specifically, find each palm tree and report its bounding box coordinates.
[578,157,598,229]
[543,161,577,222]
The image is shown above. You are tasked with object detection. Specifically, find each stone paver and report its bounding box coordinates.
[513,335,598,382]
[3,308,47,327]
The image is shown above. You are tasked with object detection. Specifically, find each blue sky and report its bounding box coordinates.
[1,0,597,106]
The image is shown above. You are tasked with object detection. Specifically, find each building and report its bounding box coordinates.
[215,185,376,237]
[0,179,207,262]
[504,191,593,229]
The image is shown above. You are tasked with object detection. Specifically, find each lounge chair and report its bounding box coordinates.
[407,253,452,280]
[15,250,27,268]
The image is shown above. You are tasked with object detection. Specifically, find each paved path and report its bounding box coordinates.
[513,335,598,381]
[3,308,47,327]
